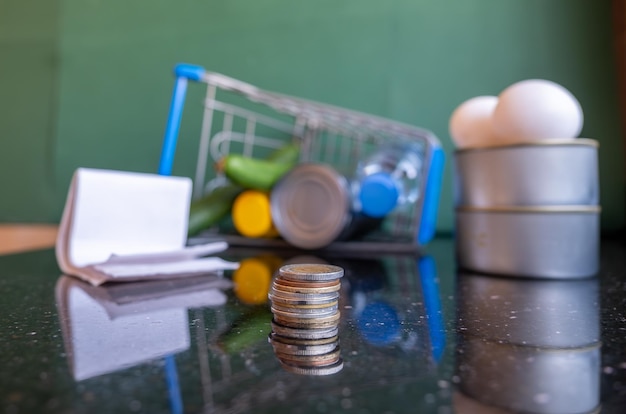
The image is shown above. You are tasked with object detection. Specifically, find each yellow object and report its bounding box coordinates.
[233,255,282,305]
[232,190,278,238]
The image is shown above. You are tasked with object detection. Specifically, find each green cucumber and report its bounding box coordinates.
[267,141,300,164]
[220,142,300,191]
[187,183,242,236]
[221,156,291,191]
[189,142,300,235]
[216,307,272,354]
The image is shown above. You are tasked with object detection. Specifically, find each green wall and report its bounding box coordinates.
[0,0,60,221]
[1,0,624,232]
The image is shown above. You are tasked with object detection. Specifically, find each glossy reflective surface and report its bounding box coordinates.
[1,238,625,413]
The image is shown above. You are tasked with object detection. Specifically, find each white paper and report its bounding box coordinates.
[56,168,238,286]
[104,242,229,264]
[93,257,239,279]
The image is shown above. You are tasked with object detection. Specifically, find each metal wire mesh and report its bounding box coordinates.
[187,71,440,249]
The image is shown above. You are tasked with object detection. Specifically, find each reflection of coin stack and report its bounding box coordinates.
[268,264,344,376]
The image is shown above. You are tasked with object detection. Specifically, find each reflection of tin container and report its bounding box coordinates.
[454,139,599,207]
[455,207,599,279]
[457,272,600,348]
[271,163,380,250]
[457,335,601,414]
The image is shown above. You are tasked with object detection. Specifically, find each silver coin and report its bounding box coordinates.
[271,319,338,339]
[278,264,344,282]
[279,358,344,376]
[268,289,339,303]
[269,298,339,310]
[269,331,339,346]
[271,302,339,315]
[271,305,338,319]
[269,337,339,356]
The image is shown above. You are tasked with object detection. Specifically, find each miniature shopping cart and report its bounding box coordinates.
[158,63,445,253]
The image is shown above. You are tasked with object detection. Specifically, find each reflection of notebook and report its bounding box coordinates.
[56,168,238,285]
[55,275,231,381]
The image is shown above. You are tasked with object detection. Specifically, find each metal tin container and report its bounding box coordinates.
[455,207,600,279]
[456,272,600,348]
[457,335,601,414]
[454,139,599,207]
[271,163,352,250]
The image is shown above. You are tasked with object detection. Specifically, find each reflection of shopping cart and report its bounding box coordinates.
[158,63,445,251]
[193,253,446,413]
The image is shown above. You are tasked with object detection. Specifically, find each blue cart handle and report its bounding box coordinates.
[417,145,445,245]
[158,64,206,176]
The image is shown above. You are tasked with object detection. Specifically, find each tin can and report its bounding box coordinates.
[271,163,380,250]
[271,163,351,249]
[454,139,599,207]
[455,207,600,279]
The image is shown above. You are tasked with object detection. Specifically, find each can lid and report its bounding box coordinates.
[271,164,351,249]
[358,172,399,218]
[232,190,277,238]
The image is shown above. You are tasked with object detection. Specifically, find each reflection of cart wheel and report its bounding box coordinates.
[357,301,401,346]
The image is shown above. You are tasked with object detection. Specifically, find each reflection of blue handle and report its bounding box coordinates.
[165,355,183,414]
[417,146,445,245]
[418,256,445,362]
[158,63,206,176]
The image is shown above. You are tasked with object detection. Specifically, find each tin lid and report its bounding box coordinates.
[454,137,599,154]
[271,164,351,250]
[358,172,399,218]
[232,190,278,238]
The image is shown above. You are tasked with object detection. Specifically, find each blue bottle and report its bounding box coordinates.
[355,140,424,218]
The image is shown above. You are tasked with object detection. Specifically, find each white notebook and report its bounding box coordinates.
[56,168,239,286]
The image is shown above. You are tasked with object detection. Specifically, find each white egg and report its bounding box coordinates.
[449,96,500,149]
[492,79,583,144]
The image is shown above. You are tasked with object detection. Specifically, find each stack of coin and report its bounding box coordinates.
[268,263,344,376]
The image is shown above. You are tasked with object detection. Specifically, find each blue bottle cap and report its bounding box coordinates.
[358,172,399,218]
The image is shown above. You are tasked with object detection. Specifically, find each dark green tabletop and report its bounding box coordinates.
[1,237,624,413]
